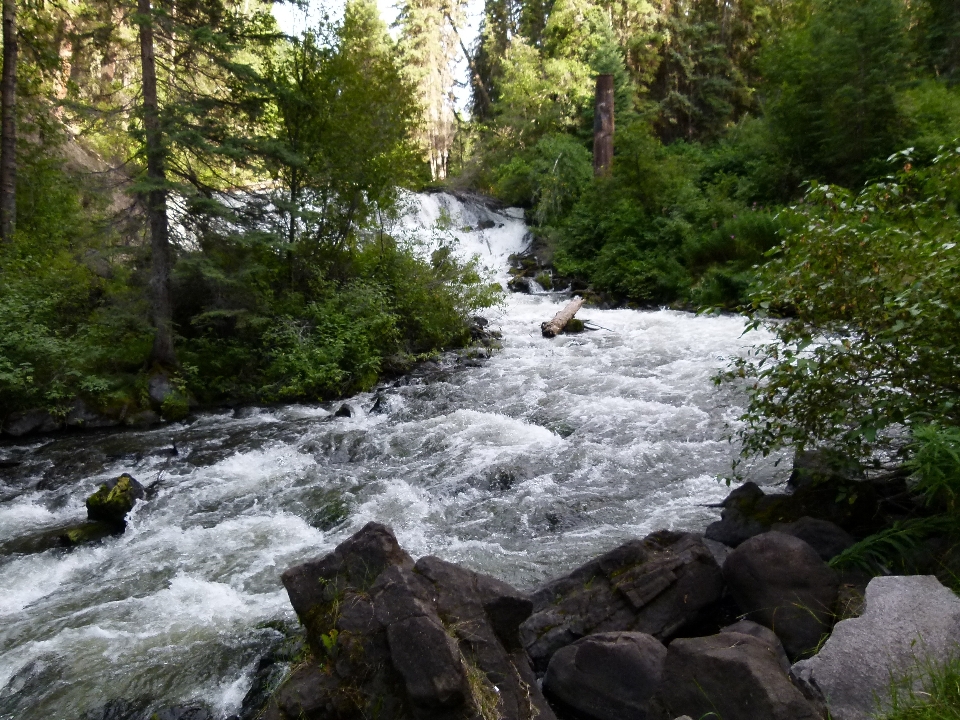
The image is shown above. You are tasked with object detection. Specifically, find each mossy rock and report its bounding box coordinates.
[86,473,145,526]
[61,521,120,546]
[564,318,585,333]
[534,272,553,290]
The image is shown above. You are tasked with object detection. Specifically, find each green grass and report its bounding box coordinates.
[880,655,960,719]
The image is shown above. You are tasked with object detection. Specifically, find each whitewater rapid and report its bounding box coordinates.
[0,192,786,719]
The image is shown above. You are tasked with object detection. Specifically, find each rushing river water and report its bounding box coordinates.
[0,192,787,720]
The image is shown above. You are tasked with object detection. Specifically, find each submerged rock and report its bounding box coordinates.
[86,473,145,526]
[791,575,960,720]
[543,631,666,720]
[723,531,839,659]
[651,632,820,720]
[520,531,723,672]
[265,522,554,720]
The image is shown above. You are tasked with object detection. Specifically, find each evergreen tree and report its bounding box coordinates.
[396,0,464,179]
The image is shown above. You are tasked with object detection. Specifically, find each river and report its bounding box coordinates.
[0,192,787,719]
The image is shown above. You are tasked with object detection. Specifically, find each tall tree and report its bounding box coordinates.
[397,0,463,179]
[136,0,175,366]
[0,0,16,241]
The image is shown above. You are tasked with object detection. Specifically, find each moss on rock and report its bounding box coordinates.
[86,473,145,526]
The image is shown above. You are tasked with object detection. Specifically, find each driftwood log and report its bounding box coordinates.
[541,296,584,337]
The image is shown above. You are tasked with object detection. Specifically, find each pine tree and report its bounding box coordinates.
[396,0,464,179]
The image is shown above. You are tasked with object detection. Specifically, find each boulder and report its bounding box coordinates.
[705,451,897,547]
[85,474,146,526]
[772,517,856,561]
[507,276,532,294]
[65,399,118,429]
[791,575,960,720]
[720,620,790,674]
[723,531,839,659]
[651,632,820,720]
[520,531,723,671]
[2,408,61,437]
[543,632,666,720]
[265,522,555,720]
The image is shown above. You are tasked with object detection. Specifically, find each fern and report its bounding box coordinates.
[829,516,958,572]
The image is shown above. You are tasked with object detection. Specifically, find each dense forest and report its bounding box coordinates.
[0,0,958,465]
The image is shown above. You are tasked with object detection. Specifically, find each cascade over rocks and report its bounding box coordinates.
[650,632,820,720]
[519,531,723,672]
[791,575,960,720]
[723,531,839,659]
[542,631,666,720]
[265,522,553,720]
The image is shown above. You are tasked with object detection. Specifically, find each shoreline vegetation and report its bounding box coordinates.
[1,0,959,714]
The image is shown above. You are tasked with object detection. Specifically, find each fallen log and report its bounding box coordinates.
[541,296,584,338]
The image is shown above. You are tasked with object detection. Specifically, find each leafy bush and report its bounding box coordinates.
[723,147,960,460]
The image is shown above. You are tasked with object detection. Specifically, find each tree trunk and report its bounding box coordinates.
[138,0,177,366]
[0,0,16,241]
[541,296,584,337]
[593,73,614,177]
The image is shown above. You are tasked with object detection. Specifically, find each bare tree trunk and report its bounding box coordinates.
[138,0,177,366]
[541,296,584,337]
[593,73,614,178]
[0,0,16,241]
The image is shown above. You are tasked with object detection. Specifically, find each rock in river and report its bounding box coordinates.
[86,473,146,526]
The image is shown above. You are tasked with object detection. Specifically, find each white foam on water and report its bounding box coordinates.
[0,191,789,719]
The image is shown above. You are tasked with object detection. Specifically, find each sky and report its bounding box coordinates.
[271,0,483,112]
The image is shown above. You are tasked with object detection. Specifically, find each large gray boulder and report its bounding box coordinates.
[542,632,666,720]
[651,632,820,720]
[264,522,554,720]
[791,575,960,720]
[520,531,723,671]
[723,531,839,659]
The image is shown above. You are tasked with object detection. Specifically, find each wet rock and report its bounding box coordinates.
[520,531,724,672]
[651,632,820,720]
[267,522,554,720]
[772,516,856,561]
[2,408,61,437]
[65,399,118,429]
[125,409,161,427]
[720,620,790,673]
[86,473,146,526]
[723,531,839,659]
[704,482,766,547]
[148,371,175,406]
[333,404,353,418]
[791,575,960,720]
[705,464,892,548]
[153,707,213,720]
[789,448,864,490]
[61,521,121,546]
[543,632,666,720]
[564,318,585,333]
[508,276,531,293]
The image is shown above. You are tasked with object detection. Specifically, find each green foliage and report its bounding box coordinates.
[0,139,151,415]
[829,516,956,573]
[909,425,960,514]
[761,0,910,187]
[882,654,960,720]
[723,147,960,460]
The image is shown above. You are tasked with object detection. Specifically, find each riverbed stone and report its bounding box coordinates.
[723,531,839,659]
[772,516,856,561]
[651,632,820,720]
[85,473,145,526]
[267,522,555,720]
[542,631,666,720]
[791,575,960,720]
[520,531,723,672]
[720,620,791,673]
